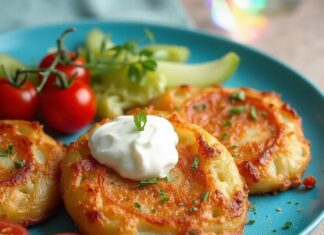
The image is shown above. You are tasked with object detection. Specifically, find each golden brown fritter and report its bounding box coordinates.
[150,86,311,194]
[60,113,248,235]
[0,120,64,226]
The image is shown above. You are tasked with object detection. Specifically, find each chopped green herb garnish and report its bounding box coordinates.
[193,199,199,205]
[250,106,257,121]
[188,230,197,235]
[134,202,142,210]
[230,145,238,150]
[136,178,158,188]
[193,104,208,111]
[134,111,147,131]
[261,111,268,116]
[188,207,199,212]
[221,132,228,141]
[228,106,246,115]
[159,196,169,204]
[223,120,233,127]
[230,91,246,101]
[158,189,166,196]
[250,203,256,215]
[175,105,181,110]
[201,191,209,202]
[191,155,200,169]
[0,144,14,157]
[247,220,255,225]
[282,221,292,229]
[14,160,25,169]
[151,208,156,214]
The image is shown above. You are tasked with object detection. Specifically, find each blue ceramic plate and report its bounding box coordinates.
[0,21,323,235]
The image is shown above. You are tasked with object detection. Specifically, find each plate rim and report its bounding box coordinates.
[0,19,323,234]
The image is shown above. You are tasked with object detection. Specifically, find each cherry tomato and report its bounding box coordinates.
[0,220,29,235]
[39,52,90,88]
[40,80,96,134]
[303,176,316,189]
[0,79,39,120]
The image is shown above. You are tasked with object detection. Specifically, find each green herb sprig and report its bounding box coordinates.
[134,111,147,131]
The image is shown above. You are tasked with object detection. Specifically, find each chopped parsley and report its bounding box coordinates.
[193,199,199,205]
[134,202,142,210]
[193,104,208,111]
[230,145,238,150]
[250,203,256,215]
[282,221,292,230]
[221,132,228,141]
[228,106,246,115]
[250,106,257,121]
[14,160,25,169]
[261,111,268,116]
[136,178,158,188]
[0,144,14,157]
[230,91,246,101]
[158,189,166,196]
[223,120,233,127]
[151,208,156,214]
[188,207,199,212]
[201,191,209,202]
[191,155,200,169]
[133,111,147,131]
[247,220,255,225]
[159,196,169,204]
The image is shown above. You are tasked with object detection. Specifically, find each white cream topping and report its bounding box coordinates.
[88,115,179,180]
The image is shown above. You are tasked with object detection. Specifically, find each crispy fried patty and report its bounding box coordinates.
[60,113,248,235]
[0,120,64,226]
[150,86,311,194]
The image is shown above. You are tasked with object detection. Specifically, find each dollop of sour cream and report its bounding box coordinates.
[88,115,179,180]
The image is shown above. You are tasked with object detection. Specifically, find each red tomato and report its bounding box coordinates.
[40,80,96,134]
[0,220,29,235]
[39,52,90,88]
[0,79,39,120]
[303,176,316,189]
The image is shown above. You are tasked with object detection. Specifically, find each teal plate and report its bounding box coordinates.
[0,21,323,235]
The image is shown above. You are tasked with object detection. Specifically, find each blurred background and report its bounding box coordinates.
[0,0,322,92]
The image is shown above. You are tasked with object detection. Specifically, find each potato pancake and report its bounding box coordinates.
[60,113,248,235]
[0,120,64,226]
[150,86,310,194]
